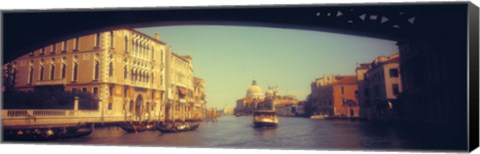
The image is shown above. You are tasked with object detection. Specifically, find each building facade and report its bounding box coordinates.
[234,79,299,115]
[234,79,264,114]
[9,29,208,122]
[309,75,359,118]
[11,29,168,122]
[355,63,371,120]
[165,52,195,121]
[361,53,402,121]
[396,40,466,128]
[193,77,207,120]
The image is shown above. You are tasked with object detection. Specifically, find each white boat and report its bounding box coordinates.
[310,114,328,119]
[253,110,278,127]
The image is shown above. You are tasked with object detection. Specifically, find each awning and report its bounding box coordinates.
[178,87,188,95]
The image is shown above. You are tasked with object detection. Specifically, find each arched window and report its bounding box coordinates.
[61,64,66,79]
[12,68,17,84]
[146,73,149,83]
[124,65,127,79]
[131,68,134,81]
[151,47,154,60]
[94,61,99,80]
[124,36,128,52]
[134,40,137,53]
[152,73,155,84]
[39,65,44,80]
[109,62,113,77]
[50,64,55,80]
[110,31,114,48]
[28,66,34,84]
[73,63,78,81]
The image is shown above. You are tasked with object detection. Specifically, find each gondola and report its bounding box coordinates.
[119,123,149,133]
[57,127,93,139]
[155,122,200,133]
[3,126,93,141]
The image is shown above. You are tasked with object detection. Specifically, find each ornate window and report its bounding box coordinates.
[39,65,44,80]
[109,62,113,77]
[73,63,78,81]
[124,36,128,52]
[61,64,66,79]
[110,31,114,48]
[28,66,34,84]
[94,61,100,80]
[50,64,55,80]
[124,65,128,79]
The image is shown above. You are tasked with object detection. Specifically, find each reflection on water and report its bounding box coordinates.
[52,116,466,151]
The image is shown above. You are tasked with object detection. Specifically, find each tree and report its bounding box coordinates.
[3,63,16,93]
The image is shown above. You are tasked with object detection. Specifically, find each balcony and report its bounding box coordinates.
[34,78,67,86]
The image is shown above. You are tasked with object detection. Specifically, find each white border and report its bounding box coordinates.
[0,0,478,154]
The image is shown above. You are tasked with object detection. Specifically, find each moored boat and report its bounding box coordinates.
[3,125,93,141]
[120,123,150,133]
[253,110,278,128]
[310,114,328,119]
[155,121,200,133]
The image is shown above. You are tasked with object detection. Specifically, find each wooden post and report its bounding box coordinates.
[73,96,79,115]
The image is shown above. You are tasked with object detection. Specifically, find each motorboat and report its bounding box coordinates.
[310,114,328,119]
[252,110,278,128]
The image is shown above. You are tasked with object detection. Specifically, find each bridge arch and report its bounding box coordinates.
[3,3,468,62]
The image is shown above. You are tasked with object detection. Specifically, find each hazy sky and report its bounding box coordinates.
[137,25,398,109]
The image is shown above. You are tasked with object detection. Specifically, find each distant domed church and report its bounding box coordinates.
[246,79,264,99]
[234,79,298,115]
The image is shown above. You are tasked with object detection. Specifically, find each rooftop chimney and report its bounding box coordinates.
[155,33,160,40]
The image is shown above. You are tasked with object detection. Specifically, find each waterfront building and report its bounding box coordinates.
[165,52,194,121]
[234,79,264,114]
[10,29,167,121]
[223,105,234,115]
[13,29,168,120]
[294,101,306,116]
[309,75,359,118]
[361,53,401,121]
[264,86,299,116]
[193,77,207,120]
[355,63,371,120]
[234,80,299,115]
[8,28,208,123]
[396,40,466,128]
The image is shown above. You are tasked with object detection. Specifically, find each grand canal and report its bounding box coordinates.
[51,116,465,151]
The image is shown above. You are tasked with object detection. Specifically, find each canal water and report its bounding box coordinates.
[52,116,466,151]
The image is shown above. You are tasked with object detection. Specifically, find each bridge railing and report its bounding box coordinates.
[3,109,71,118]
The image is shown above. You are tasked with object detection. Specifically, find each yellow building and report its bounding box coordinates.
[11,29,168,122]
[193,77,207,120]
[165,52,194,121]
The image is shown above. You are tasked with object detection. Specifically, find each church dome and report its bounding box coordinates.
[246,79,263,98]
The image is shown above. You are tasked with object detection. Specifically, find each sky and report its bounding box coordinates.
[137,25,398,109]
